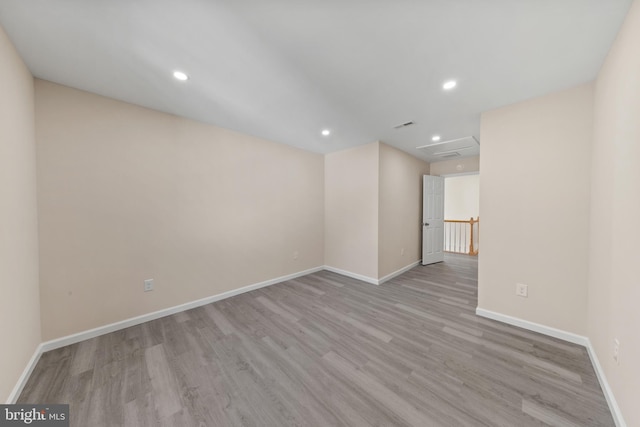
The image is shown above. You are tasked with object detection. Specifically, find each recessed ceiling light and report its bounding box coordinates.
[173,71,189,81]
[432,135,441,142]
[321,129,331,136]
[443,80,457,90]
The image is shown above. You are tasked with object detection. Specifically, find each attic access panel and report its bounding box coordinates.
[416,136,480,163]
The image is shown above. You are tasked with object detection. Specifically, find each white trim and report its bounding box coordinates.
[475,307,588,345]
[585,339,627,427]
[40,266,323,352]
[323,265,379,285]
[6,344,44,404]
[476,307,626,427]
[378,260,420,284]
[323,261,419,285]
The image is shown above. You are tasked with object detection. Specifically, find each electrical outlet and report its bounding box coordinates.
[613,339,620,365]
[516,283,528,297]
[144,279,154,292]
[293,251,299,260]
[400,247,405,256]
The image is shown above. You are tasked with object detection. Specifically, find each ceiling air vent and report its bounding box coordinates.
[393,121,415,130]
[440,153,460,158]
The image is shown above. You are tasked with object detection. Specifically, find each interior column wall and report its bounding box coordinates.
[324,142,380,280]
[378,143,430,278]
[588,1,640,424]
[0,26,41,402]
[478,83,593,335]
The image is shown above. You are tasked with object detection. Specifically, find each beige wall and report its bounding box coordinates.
[589,1,640,425]
[444,174,480,221]
[324,142,379,279]
[378,143,430,278]
[36,80,324,340]
[430,155,479,176]
[479,83,593,335]
[325,142,429,280]
[0,27,41,401]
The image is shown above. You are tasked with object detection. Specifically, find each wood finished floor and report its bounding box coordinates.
[19,254,614,426]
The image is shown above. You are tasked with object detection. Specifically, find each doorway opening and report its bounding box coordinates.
[422,171,480,265]
[444,173,479,255]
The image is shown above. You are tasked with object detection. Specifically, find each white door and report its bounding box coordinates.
[422,175,445,265]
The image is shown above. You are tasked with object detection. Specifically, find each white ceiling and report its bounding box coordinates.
[0,0,632,162]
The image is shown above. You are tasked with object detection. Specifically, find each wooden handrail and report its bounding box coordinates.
[469,216,478,255]
[444,216,479,255]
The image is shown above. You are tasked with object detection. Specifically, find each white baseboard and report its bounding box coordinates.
[584,339,627,427]
[476,307,626,427]
[6,343,44,404]
[27,262,420,364]
[323,261,420,286]
[475,307,588,345]
[378,261,421,284]
[323,265,379,285]
[40,266,324,353]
